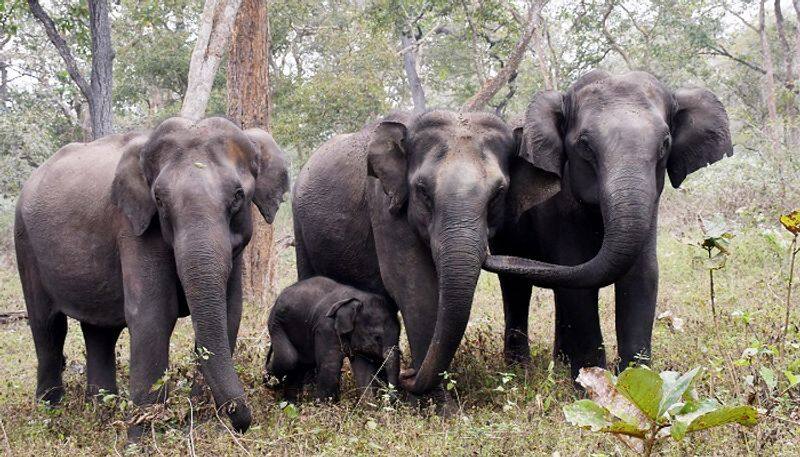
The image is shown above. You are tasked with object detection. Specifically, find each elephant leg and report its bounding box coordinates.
[313,343,344,402]
[81,322,123,398]
[350,356,379,398]
[30,311,68,405]
[293,220,316,280]
[615,228,658,372]
[498,273,533,366]
[226,255,243,354]
[553,287,605,380]
[282,368,306,403]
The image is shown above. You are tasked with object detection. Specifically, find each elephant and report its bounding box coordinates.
[291,109,561,399]
[484,70,733,378]
[14,117,289,439]
[265,276,401,402]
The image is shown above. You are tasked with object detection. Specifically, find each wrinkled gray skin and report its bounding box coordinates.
[265,276,401,402]
[292,110,558,397]
[15,117,289,439]
[485,71,733,377]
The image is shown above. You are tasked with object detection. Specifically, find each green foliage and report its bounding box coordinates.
[565,366,757,456]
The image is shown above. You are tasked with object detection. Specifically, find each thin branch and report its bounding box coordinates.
[601,0,631,69]
[27,0,91,99]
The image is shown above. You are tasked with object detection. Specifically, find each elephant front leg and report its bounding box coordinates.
[553,287,605,380]
[350,356,380,399]
[498,273,533,366]
[614,229,658,372]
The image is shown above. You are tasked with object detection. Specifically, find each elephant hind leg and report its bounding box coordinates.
[17,236,66,405]
[293,220,316,280]
[498,273,534,366]
[81,322,124,398]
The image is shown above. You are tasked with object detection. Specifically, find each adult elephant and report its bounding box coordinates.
[15,117,289,438]
[485,70,733,378]
[292,110,560,397]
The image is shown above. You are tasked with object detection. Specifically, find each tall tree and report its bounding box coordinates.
[28,0,114,139]
[758,0,780,154]
[461,0,543,111]
[181,0,242,120]
[227,0,275,303]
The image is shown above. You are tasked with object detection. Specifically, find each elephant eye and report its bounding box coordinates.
[576,135,596,163]
[154,195,164,208]
[658,135,672,160]
[231,188,245,212]
[416,182,433,211]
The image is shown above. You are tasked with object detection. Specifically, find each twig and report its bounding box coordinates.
[187,396,197,457]
[213,402,252,456]
[781,234,798,356]
[0,417,11,456]
[150,423,164,456]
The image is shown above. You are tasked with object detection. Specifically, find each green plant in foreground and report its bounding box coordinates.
[779,210,800,353]
[693,216,734,323]
[563,366,757,457]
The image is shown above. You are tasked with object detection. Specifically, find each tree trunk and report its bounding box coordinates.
[87,0,114,138]
[28,0,115,139]
[400,31,427,112]
[759,0,781,154]
[461,1,543,112]
[227,0,275,305]
[181,0,243,121]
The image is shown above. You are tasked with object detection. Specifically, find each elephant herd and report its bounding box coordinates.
[13,70,732,440]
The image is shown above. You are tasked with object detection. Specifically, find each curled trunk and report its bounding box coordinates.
[484,173,657,289]
[175,228,251,432]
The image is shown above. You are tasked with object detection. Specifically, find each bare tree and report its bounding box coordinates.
[758,0,780,154]
[462,1,544,112]
[28,0,114,139]
[181,0,242,121]
[226,0,275,304]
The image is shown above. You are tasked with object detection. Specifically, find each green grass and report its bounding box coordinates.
[1,204,799,456]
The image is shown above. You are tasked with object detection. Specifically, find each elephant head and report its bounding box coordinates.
[110,117,289,433]
[326,294,401,388]
[484,70,733,287]
[368,110,558,394]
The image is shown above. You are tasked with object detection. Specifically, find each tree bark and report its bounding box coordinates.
[87,0,114,138]
[181,0,242,121]
[400,31,427,112]
[461,1,543,112]
[759,0,781,154]
[227,0,275,304]
[28,0,115,139]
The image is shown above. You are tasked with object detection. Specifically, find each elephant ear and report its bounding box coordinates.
[668,88,733,188]
[111,136,155,236]
[508,91,565,221]
[367,120,408,215]
[245,128,290,224]
[326,298,362,336]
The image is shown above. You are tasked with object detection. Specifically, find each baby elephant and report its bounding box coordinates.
[266,276,401,402]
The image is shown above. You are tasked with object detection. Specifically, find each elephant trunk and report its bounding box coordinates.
[175,226,251,433]
[406,208,485,394]
[484,167,657,289]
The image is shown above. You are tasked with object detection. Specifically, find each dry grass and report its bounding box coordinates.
[1,188,799,456]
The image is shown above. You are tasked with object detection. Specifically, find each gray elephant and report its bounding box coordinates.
[265,276,401,402]
[291,110,561,399]
[14,117,289,439]
[484,70,733,377]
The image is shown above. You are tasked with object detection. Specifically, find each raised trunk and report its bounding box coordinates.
[175,230,251,432]
[484,173,656,289]
[406,214,485,394]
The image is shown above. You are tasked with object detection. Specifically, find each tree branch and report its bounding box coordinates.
[601,0,631,69]
[27,0,91,100]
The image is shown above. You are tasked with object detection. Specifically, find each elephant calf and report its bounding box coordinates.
[15,117,289,439]
[266,276,401,402]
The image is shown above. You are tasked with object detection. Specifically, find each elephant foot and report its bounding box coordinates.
[37,386,65,406]
[504,331,532,367]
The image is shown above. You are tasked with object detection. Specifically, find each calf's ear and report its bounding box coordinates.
[326,298,362,335]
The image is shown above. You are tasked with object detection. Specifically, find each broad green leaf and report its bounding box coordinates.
[759,366,777,392]
[672,399,757,440]
[780,211,800,235]
[575,367,648,427]
[785,370,800,388]
[563,400,613,431]
[692,252,727,270]
[659,367,702,417]
[615,367,663,422]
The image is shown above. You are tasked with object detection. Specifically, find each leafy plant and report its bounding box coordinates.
[693,216,734,322]
[779,210,800,354]
[564,366,757,457]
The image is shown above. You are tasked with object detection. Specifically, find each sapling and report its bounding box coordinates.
[779,210,800,354]
[563,366,757,457]
[692,216,734,323]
